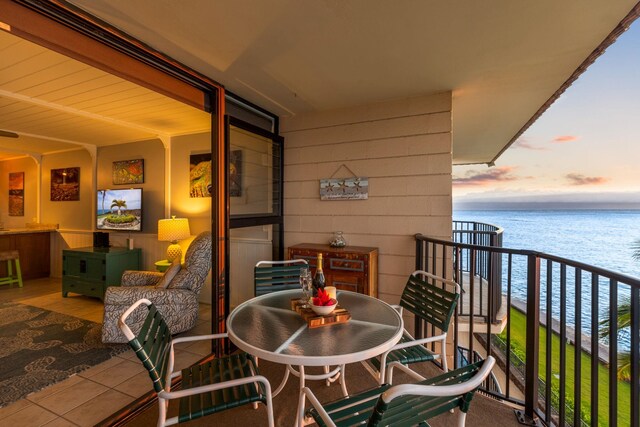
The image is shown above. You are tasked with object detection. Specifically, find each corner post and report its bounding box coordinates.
[516,254,542,425]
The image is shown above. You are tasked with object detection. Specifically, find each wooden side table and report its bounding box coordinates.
[154,260,171,272]
[287,243,378,297]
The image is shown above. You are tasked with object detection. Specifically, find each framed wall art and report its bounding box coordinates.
[112,159,144,184]
[8,172,24,216]
[51,167,80,201]
[189,153,211,198]
[230,150,242,197]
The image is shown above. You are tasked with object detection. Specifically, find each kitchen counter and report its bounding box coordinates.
[0,230,52,279]
[0,228,56,235]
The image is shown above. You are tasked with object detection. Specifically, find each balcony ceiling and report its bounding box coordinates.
[66,0,638,164]
[0,30,210,158]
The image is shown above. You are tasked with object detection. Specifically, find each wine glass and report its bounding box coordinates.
[299,269,312,308]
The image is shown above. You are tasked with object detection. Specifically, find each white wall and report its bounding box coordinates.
[281,92,453,304]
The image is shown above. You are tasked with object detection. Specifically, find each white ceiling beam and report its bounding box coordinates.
[0,89,164,137]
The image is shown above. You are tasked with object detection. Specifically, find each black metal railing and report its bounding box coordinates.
[452,221,503,322]
[415,233,640,427]
[457,346,503,395]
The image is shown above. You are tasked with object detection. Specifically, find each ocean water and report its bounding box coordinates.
[453,209,640,345]
[454,210,640,279]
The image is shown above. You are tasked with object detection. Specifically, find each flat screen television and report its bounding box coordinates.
[97,188,142,231]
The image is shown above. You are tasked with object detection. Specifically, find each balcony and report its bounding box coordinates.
[415,221,640,426]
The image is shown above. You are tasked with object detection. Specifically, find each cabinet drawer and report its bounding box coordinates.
[290,253,366,272]
[330,275,361,293]
[291,254,317,267]
[63,279,104,298]
[329,258,365,272]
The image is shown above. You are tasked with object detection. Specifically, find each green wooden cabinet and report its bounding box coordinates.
[62,247,141,300]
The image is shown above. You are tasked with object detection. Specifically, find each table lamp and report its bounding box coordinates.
[158,216,190,262]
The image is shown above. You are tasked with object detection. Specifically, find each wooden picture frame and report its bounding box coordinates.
[51,167,80,201]
[112,159,144,184]
[8,172,24,216]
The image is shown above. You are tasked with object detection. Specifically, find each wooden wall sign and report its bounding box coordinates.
[320,164,368,200]
[320,177,368,200]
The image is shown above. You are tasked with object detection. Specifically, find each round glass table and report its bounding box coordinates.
[227,289,403,400]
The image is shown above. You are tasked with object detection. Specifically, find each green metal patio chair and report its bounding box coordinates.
[119,298,274,427]
[299,356,495,427]
[254,259,308,296]
[368,270,460,384]
[254,259,337,386]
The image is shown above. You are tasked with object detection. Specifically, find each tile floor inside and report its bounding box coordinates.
[0,278,212,427]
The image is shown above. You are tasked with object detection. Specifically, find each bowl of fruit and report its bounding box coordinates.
[311,288,338,315]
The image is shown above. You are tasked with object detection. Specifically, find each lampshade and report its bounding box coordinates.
[158,217,190,262]
[158,217,190,243]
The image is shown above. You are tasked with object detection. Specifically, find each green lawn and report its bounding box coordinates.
[500,308,630,426]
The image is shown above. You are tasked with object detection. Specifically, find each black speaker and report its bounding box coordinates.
[93,232,110,248]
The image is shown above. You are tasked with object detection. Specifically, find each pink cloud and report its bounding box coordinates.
[453,167,518,187]
[552,135,579,143]
[565,173,609,186]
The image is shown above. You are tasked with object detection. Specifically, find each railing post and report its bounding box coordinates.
[516,254,542,425]
[415,235,423,271]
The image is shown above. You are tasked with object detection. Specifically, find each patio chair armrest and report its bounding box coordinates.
[411,270,461,294]
[168,333,233,378]
[160,374,272,400]
[389,333,446,351]
[171,333,228,345]
[381,356,496,403]
[298,387,336,427]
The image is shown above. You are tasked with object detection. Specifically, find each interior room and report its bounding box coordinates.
[0,28,281,310]
[0,24,286,422]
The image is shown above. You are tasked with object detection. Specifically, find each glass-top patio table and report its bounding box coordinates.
[227,289,403,400]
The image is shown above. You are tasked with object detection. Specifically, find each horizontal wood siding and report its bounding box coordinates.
[282,92,453,304]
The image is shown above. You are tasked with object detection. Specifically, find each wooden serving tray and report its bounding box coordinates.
[290,299,351,328]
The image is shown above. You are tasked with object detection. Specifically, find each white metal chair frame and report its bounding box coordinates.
[255,259,309,268]
[372,270,461,384]
[119,299,275,427]
[299,356,496,427]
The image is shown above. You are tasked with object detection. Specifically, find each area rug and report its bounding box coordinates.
[0,301,128,408]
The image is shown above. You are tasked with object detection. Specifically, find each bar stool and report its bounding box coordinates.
[0,250,23,288]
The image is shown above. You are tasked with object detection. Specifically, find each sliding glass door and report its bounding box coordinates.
[226,116,283,314]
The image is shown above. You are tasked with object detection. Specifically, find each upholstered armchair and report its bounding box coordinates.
[101,231,212,343]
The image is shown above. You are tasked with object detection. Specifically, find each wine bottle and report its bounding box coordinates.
[313,253,326,295]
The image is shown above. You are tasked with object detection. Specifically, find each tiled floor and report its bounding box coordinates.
[0,278,212,427]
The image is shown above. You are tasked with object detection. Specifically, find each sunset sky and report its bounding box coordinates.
[453,20,640,208]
